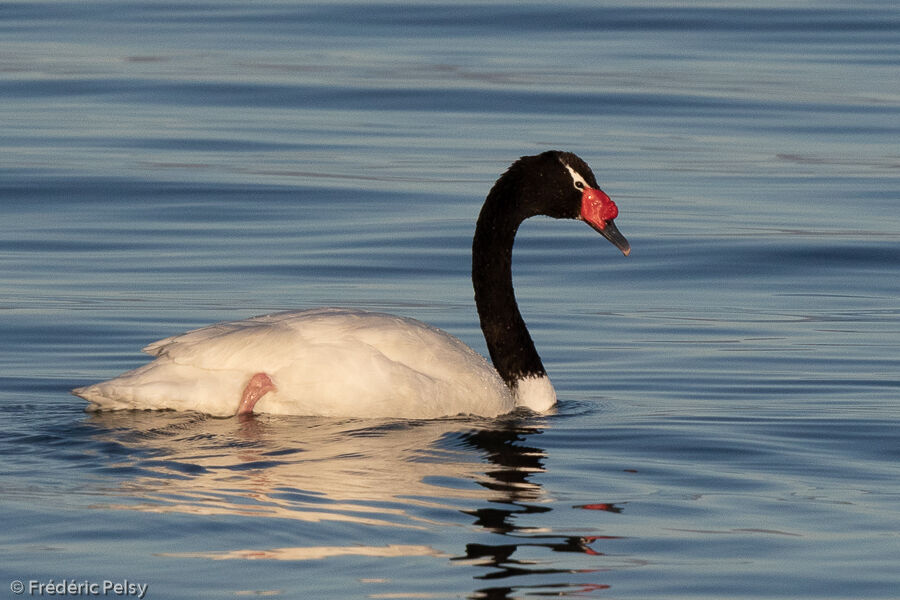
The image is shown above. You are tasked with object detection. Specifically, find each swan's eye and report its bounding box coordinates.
[563,163,590,193]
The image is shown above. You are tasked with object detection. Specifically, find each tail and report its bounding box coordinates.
[72,381,147,412]
[72,361,246,416]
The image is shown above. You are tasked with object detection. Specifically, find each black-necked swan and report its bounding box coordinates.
[73,151,630,418]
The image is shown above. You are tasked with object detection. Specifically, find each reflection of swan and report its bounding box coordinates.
[74,151,629,418]
[86,412,549,532]
[85,412,613,596]
[160,544,450,562]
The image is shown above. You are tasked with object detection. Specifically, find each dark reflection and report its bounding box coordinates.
[454,420,619,598]
[471,583,611,600]
[459,427,547,499]
[456,425,550,536]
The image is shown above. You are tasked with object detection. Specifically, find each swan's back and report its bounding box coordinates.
[74,309,514,418]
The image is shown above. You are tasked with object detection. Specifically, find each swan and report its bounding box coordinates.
[73,151,630,418]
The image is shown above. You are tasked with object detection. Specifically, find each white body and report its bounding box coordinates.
[75,308,555,418]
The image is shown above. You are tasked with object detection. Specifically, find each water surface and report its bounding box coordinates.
[2,2,899,598]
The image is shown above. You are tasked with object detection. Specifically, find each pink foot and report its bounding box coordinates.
[237,372,276,415]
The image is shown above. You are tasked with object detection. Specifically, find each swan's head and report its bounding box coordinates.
[500,151,631,256]
[558,153,631,257]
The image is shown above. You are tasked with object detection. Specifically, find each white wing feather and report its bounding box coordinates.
[74,309,515,418]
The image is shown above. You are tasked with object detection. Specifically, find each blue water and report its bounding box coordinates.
[2,1,899,598]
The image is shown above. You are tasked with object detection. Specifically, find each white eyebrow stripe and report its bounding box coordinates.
[563,163,589,191]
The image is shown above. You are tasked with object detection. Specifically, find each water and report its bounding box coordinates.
[2,1,899,598]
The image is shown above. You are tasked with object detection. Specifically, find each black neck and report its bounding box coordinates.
[472,177,546,388]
